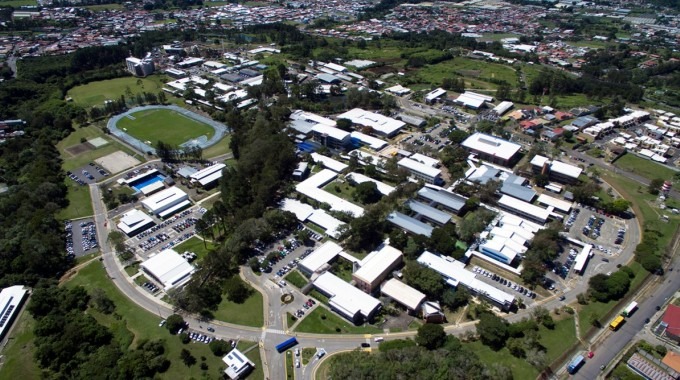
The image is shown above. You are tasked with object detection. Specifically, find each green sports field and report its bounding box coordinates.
[117,109,215,147]
[67,76,167,108]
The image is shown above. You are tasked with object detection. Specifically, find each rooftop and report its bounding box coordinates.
[337,108,405,136]
[386,211,434,237]
[117,209,154,235]
[498,195,550,223]
[381,278,426,311]
[462,133,521,161]
[417,186,466,212]
[398,157,442,179]
[314,272,381,319]
[407,200,452,225]
[353,245,402,284]
[141,249,196,290]
[141,186,188,213]
[299,241,344,274]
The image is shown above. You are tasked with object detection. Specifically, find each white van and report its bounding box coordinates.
[374,337,384,343]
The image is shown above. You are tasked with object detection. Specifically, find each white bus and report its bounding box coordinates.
[622,301,638,317]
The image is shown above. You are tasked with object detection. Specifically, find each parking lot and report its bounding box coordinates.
[66,162,110,186]
[126,207,206,258]
[65,218,99,258]
[470,265,539,305]
[566,206,626,254]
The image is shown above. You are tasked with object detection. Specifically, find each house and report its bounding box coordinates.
[422,301,446,323]
[660,305,680,343]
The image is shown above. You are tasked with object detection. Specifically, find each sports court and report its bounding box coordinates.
[95,151,141,174]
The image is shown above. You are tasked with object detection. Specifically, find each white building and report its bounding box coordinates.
[189,163,226,188]
[349,131,388,150]
[281,199,345,239]
[417,251,515,311]
[493,101,514,116]
[462,133,521,167]
[299,241,345,275]
[310,153,348,173]
[222,348,255,379]
[126,56,155,77]
[0,285,29,340]
[141,186,190,218]
[397,157,442,184]
[346,172,395,196]
[498,195,550,224]
[454,91,494,109]
[352,245,403,293]
[313,272,382,323]
[141,249,196,291]
[295,169,364,217]
[381,278,426,313]
[337,108,405,137]
[117,209,155,237]
[425,88,447,103]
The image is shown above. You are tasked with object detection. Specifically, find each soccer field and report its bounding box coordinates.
[67,76,166,108]
[116,109,216,147]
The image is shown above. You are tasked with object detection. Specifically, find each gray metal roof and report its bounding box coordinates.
[417,187,466,213]
[407,200,452,225]
[386,211,434,237]
[500,183,536,203]
[316,73,341,84]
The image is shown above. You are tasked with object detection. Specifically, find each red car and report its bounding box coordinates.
[587,351,594,359]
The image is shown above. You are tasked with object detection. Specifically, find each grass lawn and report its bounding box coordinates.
[540,317,578,361]
[285,350,294,380]
[322,181,357,203]
[75,251,100,266]
[465,340,538,379]
[57,125,146,171]
[287,312,297,329]
[124,261,141,276]
[67,76,167,108]
[173,236,216,263]
[0,310,40,380]
[284,270,309,289]
[57,179,93,220]
[117,108,215,147]
[308,289,330,306]
[294,307,382,334]
[553,94,598,109]
[202,134,232,159]
[233,341,264,380]
[615,154,679,182]
[212,284,264,327]
[301,347,316,365]
[0,0,36,6]
[64,262,227,379]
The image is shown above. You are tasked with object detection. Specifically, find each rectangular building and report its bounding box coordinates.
[337,108,405,137]
[417,251,514,311]
[346,172,395,196]
[406,200,452,226]
[126,56,155,77]
[352,245,403,293]
[313,272,382,323]
[190,163,226,188]
[381,279,426,313]
[141,249,196,291]
[295,169,364,217]
[498,195,550,224]
[462,133,522,167]
[141,186,190,218]
[386,211,434,237]
[398,157,442,184]
[349,131,388,150]
[223,348,255,379]
[311,124,350,149]
[299,241,344,275]
[117,209,155,237]
[417,186,467,215]
[530,155,582,184]
[0,285,29,341]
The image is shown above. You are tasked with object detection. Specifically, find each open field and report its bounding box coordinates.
[202,134,232,159]
[213,283,264,327]
[294,307,382,334]
[465,340,538,379]
[67,76,168,108]
[415,57,517,87]
[0,310,40,379]
[117,108,216,147]
[173,236,216,263]
[64,261,228,379]
[615,154,679,182]
[57,125,146,170]
[57,179,94,220]
[81,3,124,11]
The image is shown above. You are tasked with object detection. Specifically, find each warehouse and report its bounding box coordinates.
[337,108,405,137]
[0,285,29,341]
[117,209,155,237]
[462,133,522,167]
[141,249,196,291]
[425,88,447,104]
[417,251,515,311]
[493,101,514,116]
[141,186,190,218]
[381,279,426,313]
[386,211,434,237]
[189,163,226,188]
[453,91,493,109]
[397,157,442,184]
[313,272,382,323]
[352,245,403,293]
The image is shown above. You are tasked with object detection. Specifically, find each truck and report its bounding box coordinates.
[275,337,298,353]
[622,301,638,317]
[609,315,625,331]
[567,354,585,374]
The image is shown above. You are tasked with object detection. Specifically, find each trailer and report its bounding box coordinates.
[622,301,638,317]
[275,337,298,353]
[567,354,585,374]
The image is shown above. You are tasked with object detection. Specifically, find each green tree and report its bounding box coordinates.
[476,312,509,350]
[180,348,196,366]
[165,314,185,334]
[403,261,445,299]
[209,339,232,356]
[648,178,664,195]
[223,276,251,304]
[336,118,353,131]
[415,323,447,350]
[353,181,382,204]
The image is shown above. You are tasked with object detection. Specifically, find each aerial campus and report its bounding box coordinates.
[1,0,680,380]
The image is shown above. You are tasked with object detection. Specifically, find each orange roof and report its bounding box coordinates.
[663,351,680,373]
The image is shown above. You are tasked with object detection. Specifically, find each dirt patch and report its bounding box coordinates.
[367,65,398,75]
[65,143,94,156]
[95,151,141,174]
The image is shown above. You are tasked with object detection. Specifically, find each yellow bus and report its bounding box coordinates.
[609,315,625,331]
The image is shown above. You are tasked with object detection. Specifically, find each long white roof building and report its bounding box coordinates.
[313,272,381,321]
[190,163,226,187]
[337,108,405,137]
[141,249,196,291]
[295,169,364,217]
[141,186,190,217]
